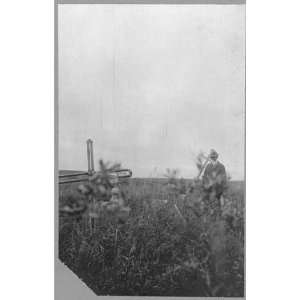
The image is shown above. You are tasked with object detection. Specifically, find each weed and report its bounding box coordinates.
[59,158,244,296]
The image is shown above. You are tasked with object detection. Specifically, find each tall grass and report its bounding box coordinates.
[59,160,244,296]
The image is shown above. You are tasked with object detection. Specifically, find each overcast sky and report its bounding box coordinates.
[58,4,245,179]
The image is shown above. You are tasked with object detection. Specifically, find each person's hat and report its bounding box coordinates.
[209,149,219,159]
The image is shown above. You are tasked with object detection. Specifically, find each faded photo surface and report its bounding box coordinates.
[58,4,245,298]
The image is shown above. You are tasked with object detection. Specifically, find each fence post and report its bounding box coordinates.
[86,139,95,175]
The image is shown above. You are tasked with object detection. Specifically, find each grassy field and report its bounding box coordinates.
[59,174,244,297]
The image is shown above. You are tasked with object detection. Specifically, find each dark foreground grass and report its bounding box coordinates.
[59,178,244,297]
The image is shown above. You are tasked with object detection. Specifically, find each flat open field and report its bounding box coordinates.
[59,175,244,206]
[59,175,244,297]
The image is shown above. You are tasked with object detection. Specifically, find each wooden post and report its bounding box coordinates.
[87,140,91,174]
[90,140,94,173]
[86,139,95,175]
[86,139,95,233]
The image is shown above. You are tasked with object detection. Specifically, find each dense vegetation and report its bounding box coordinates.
[59,160,244,296]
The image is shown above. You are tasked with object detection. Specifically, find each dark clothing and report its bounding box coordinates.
[202,160,227,215]
[203,161,226,180]
[203,161,226,190]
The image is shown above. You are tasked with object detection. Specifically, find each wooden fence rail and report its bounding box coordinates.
[59,139,132,184]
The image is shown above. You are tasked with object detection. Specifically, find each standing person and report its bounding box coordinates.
[202,149,227,215]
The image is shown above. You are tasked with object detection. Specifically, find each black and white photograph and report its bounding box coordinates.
[4,1,300,300]
[57,1,245,297]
